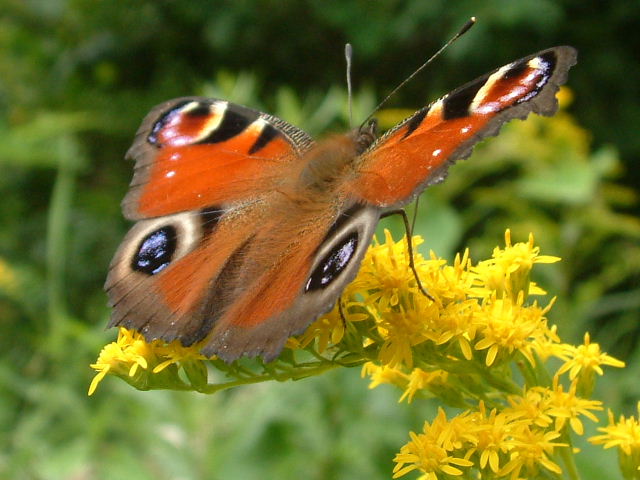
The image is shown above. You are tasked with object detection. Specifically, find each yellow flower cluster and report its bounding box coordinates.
[89,229,634,479]
[392,381,606,480]
[393,405,568,480]
[307,229,623,479]
[89,327,206,395]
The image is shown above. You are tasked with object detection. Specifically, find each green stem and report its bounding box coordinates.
[558,432,580,480]
[199,360,341,394]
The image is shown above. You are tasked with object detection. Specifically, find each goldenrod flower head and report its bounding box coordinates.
[89,328,152,395]
[557,86,574,108]
[361,362,408,390]
[557,332,625,396]
[393,408,475,479]
[423,248,477,302]
[469,403,512,473]
[590,404,640,479]
[292,306,346,353]
[376,304,433,368]
[499,427,566,479]
[398,368,449,403]
[352,230,427,312]
[89,328,205,395]
[545,376,602,435]
[505,387,555,430]
[473,293,556,367]
[527,323,564,361]
[472,230,559,302]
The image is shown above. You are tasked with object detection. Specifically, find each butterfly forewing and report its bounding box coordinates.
[122,97,315,220]
[350,46,577,207]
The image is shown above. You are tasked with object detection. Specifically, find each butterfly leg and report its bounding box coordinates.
[337,296,348,329]
[380,208,434,302]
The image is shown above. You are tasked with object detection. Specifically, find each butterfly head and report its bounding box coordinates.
[354,118,378,155]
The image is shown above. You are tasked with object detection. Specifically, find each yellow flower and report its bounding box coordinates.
[528,323,565,361]
[545,376,602,435]
[376,303,432,368]
[557,86,574,108]
[398,368,449,403]
[361,362,408,390]
[499,426,566,479]
[557,332,625,395]
[469,403,513,473]
[426,299,478,361]
[393,409,475,479]
[293,306,346,353]
[89,327,205,395]
[590,404,640,479]
[472,230,560,302]
[504,387,555,430]
[473,292,556,367]
[153,340,207,373]
[89,328,154,395]
[351,230,426,313]
[422,248,477,302]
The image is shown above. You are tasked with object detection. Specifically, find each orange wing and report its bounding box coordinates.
[349,47,577,207]
[122,97,315,219]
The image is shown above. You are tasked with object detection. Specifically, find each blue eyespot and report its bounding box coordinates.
[306,233,358,291]
[131,226,177,275]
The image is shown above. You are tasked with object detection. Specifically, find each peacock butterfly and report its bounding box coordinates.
[105,46,577,362]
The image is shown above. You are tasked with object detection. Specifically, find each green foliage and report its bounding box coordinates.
[0,1,637,479]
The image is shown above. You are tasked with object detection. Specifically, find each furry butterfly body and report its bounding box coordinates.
[106,46,577,362]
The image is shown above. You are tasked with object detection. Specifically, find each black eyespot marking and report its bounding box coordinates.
[131,226,178,275]
[148,101,193,146]
[198,108,255,144]
[184,103,212,117]
[306,233,358,291]
[538,51,557,73]
[513,52,557,105]
[249,123,279,154]
[442,77,485,120]
[502,59,529,81]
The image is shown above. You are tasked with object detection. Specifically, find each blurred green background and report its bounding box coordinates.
[1,1,638,479]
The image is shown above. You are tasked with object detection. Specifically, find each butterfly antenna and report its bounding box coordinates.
[360,16,476,129]
[345,43,354,128]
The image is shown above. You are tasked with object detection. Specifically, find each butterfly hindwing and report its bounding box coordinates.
[107,197,380,361]
[350,46,578,207]
[202,205,380,362]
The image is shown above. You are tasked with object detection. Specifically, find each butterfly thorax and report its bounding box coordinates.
[295,119,378,196]
[296,134,360,195]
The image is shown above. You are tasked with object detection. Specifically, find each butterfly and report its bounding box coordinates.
[105,46,577,363]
